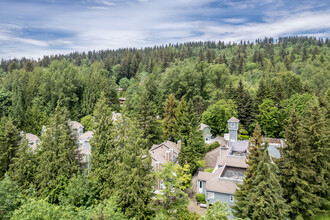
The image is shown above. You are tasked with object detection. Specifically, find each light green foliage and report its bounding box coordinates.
[204,168,214,173]
[176,164,192,191]
[0,175,21,220]
[195,193,206,203]
[202,201,230,220]
[80,115,94,132]
[258,99,280,137]
[60,174,99,207]
[202,99,237,135]
[205,141,220,152]
[155,162,189,219]
[118,77,130,90]
[0,116,21,178]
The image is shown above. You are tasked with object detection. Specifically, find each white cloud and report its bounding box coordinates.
[0,0,329,59]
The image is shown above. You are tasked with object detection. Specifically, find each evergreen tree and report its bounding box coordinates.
[135,88,163,148]
[244,143,288,219]
[112,114,154,219]
[301,103,329,215]
[173,97,187,141]
[35,105,80,200]
[235,80,254,129]
[10,81,24,127]
[177,100,205,174]
[233,123,263,218]
[163,94,177,141]
[278,111,318,219]
[0,117,21,178]
[255,78,273,114]
[90,93,114,199]
[9,136,36,190]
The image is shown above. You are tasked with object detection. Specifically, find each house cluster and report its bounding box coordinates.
[21,112,122,171]
[196,117,282,217]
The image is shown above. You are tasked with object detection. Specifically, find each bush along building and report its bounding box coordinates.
[197,117,282,218]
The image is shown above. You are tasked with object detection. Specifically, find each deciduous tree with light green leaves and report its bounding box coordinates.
[203,201,230,220]
[202,99,237,135]
[258,98,280,137]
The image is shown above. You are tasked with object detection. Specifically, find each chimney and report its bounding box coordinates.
[169,149,174,161]
[177,140,181,150]
[165,151,170,161]
[155,161,160,172]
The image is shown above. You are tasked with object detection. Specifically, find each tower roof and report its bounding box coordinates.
[227,117,239,122]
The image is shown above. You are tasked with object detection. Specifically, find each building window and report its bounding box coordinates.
[200,181,202,188]
[229,195,234,202]
[207,192,214,199]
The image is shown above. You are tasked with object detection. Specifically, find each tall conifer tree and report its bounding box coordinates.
[163,94,177,141]
[245,143,288,219]
[112,114,154,219]
[35,105,80,198]
[9,136,36,189]
[0,117,21,178]
[233,123,263,218]
[302,103,329,215]
[90,93,115,199]
[278,110,318,219]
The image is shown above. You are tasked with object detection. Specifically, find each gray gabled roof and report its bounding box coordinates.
[227,117,239,122]
[198,123,210,131]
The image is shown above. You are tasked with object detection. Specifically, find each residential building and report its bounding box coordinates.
[197,117,282,217]
[21,132,40,151]
[198,123,212,143]
[68,120,84,137]
[78,131,93,171]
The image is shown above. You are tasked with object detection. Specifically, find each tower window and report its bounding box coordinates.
[229,195,234,202]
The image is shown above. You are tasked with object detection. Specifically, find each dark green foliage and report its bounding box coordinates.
[134,88,163,148]
[90,93,114,199]
[0,175,21,220]
[9,136,36,190]
[233,123,263,218]
[278,111,318,219]
[35,105,81,200]
[235,80,254,129]
[112,114,154,219]
[0,116,21,178]
[163,93,177,141]
[177,100,205,174]
[244,143,288,219]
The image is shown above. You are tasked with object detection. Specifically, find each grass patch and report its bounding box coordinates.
[204,168,214,173]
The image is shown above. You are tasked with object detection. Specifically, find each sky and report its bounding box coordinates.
[0,0,329,59]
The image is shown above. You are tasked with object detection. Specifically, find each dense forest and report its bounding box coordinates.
[0,36,329,219]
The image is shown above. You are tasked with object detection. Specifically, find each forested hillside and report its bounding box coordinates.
[0,36,329,219]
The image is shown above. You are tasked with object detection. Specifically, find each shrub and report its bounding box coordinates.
[205,141,220,152]
[239,135,249,140]
[204,168,214,173]
[195,193,206,203]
